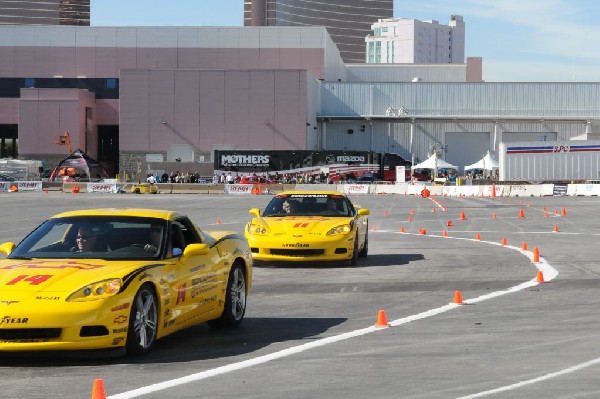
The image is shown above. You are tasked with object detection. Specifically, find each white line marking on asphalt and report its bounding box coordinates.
[455,357,600,399]
[108,233,558,399]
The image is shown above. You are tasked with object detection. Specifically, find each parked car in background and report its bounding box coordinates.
[0,173,15,181]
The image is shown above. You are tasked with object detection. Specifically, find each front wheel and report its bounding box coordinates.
[209,262,247,328]
[358,232,368,258]
[126,283,158,355]
[349,235,359,266]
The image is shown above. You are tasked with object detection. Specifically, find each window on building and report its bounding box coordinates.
[106,78,117,89]
[24,78,35,88]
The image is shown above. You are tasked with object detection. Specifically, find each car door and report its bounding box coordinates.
[169,218,224,328]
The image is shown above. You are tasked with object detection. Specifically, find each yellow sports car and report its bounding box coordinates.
[0,209,252,355]
[245,191,370,265]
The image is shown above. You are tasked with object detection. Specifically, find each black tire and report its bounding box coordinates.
[126,283,158,355]
[209,262,247,328]
[358,232,368,258]
[349,235,359,266]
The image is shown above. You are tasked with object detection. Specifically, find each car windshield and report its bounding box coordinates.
[9,216,168,260]
[262,194,352,217]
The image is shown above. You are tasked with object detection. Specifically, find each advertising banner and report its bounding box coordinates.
[341,184,370,195]
[17,181,42,191]
[87,183,118,193]
[224,184,254,195]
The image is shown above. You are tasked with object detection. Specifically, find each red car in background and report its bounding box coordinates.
[239,176,275,184]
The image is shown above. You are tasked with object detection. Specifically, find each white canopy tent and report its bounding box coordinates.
[412,154,458,170]
[465,152,499,171]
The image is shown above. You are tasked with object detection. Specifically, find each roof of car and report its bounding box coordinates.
[277,190,347,197]
[50,208,181,220]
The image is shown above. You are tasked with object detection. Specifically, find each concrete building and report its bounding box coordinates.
[366,15,465,64]
[0,24,599,179]
[0,0,90,26]
[244,0,393,63]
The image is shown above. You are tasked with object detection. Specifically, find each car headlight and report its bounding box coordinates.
[246,223,268,235]
[67,279,122,302]
[327,224,352,236]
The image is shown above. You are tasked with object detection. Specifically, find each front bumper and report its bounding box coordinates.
[246,233,356,262]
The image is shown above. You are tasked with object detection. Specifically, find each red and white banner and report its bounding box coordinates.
[341,184,370,194]
[224,184,254,195]
[87,183,118,193]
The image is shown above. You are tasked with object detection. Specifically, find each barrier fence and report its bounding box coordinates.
[1,181,600,196]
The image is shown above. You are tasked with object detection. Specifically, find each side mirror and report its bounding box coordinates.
[357,208,370,216]
[249,208,261,217]
[0,242,15,256]
[181,243,209,258]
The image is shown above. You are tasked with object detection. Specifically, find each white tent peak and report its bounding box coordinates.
[412,154,457,170]
[465,151,499,171]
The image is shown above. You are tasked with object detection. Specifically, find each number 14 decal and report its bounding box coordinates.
[6,275,53,286]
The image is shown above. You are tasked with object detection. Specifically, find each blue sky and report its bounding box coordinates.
[91,0,600,82]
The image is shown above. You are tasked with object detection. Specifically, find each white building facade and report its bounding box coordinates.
[365,15,465,64]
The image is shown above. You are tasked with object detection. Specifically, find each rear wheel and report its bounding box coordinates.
[209,262,247,327]
[126,283,158,355]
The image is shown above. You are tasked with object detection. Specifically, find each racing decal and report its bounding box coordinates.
[209,233,246,248]
[0,300,19,306]
[0,339,49,343]
[0,316,28,325]
[112,337,125,346]
[293,223,309,228]
[6,274,52,286]
[138,272,152,281]
[112,327,127,334]
[176,283,186,304]
[164,298,170,306]
[111,303,130,312]
[1,261,103,270]
[113,315,128,324]
[35,296,60,301]
[189,264,205,273]
[283,243,309,248]
[120,263,167,291]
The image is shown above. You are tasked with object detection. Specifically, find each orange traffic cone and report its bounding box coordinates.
[384,210,389,217]
[521,242,528,251]
[419,228,427,235]
[447,220,454,227]
[453,290,464,304]
[442,230,448,237]
[374,309,390,327]
[9,185,17,192]
[460,211,466,220]
[553,225,559,232]
[501,237,507,246]
[561,207,567,216]
[492,213,497,219]
[475,233,481,241]
[536,271,545,283]
[410,209,416,215]
[544,212,549,218]
[407,216,413,222]
[91,379,106,399]
[400,226,405,233]
[431,207,436,213]
[519,209,525,218]
[372,225,377,232]
[533,247,540,263]
[216,218,222,225]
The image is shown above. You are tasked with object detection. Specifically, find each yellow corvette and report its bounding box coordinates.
[0,209,252,355]
[245,191,370,265]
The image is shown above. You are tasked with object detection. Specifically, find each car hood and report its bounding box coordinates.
[257,216,352,235]
[0,258,167,297]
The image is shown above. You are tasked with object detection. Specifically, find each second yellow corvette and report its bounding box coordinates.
[245,191,369,265]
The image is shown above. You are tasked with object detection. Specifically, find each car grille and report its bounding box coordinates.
[0,328,61,340]
[269,249,325,257]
